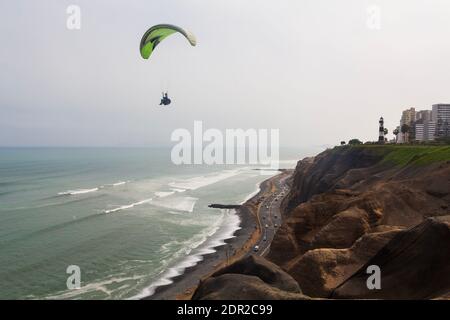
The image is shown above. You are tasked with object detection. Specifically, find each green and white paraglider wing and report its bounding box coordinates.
[140,24,197,59]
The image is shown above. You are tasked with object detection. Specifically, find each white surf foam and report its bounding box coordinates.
[129,208,241,300]
[169,170,240,191]
[151,196,198,213]
[154,191,175,198]
[111,181,129,186]
[58,188,99,196]
[44,274,145,300]
[103,198,152,214]
[58,180,130,196]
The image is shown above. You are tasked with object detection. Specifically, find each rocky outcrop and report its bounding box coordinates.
[268,146,450,299]
[192,255,309,300]
[193,146,450,300]
[425,175,450,198]
[331,216,450,299]
[283,147,388,213]
[192,274,309,300]
[309,207,371,249]
[285,229,402,297]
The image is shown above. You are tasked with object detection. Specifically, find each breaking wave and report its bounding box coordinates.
[129,208,241,299]
[58,188,99,196]
[103,198,152,214]
[169,170,240,191]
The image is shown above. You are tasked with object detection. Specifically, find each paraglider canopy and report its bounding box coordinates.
[140,24,197,59]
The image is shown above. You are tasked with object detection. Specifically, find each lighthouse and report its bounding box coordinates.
[378,117,385,144]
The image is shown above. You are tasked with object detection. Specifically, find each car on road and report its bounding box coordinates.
[263,236,267,241]
[265,224,269,228]
[274,224,278,227]
[254,245,259,252]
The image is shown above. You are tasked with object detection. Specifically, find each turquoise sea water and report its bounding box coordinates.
[0,147,305,299]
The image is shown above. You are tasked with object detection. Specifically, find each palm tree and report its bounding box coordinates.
[401,124,410,143]
[393,128,399,143]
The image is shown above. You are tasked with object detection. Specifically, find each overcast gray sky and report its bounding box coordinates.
[1,0,449,147]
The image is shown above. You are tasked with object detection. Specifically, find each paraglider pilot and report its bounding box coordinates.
[160,92,171,106]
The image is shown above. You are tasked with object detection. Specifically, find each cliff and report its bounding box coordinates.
[331,216,450,299]
[191,255,309,300]
[193,145,450,300]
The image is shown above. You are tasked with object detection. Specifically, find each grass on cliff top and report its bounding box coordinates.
[336,145,450,166]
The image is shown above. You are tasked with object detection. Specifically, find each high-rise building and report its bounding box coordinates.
[401,108,416,126]
[428,121,436,141]
[433,104,450,138]
[432,104,450,122]
[398,107,416,143]
[415,120,436,141]
[414,110,435,142]
[415,123,425,141]
[416,110,432,122]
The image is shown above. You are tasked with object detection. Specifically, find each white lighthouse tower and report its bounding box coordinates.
[378,117,385,144]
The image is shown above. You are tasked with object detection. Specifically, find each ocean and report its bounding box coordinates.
[0,147,306,299]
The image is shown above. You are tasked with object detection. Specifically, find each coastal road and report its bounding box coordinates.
[250,170,292,257]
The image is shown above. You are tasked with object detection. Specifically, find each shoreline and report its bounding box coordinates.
[144,172,283,300]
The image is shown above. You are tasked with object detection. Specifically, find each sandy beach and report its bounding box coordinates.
[145,172,288,300]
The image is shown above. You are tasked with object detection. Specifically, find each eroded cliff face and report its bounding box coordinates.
[193,147,450,300]
[331,216,450,299]
[192,255,310,300]
[283,147,387,213]
[269,146,450,298]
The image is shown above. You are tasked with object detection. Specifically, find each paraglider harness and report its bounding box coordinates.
[160,92,171,106]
